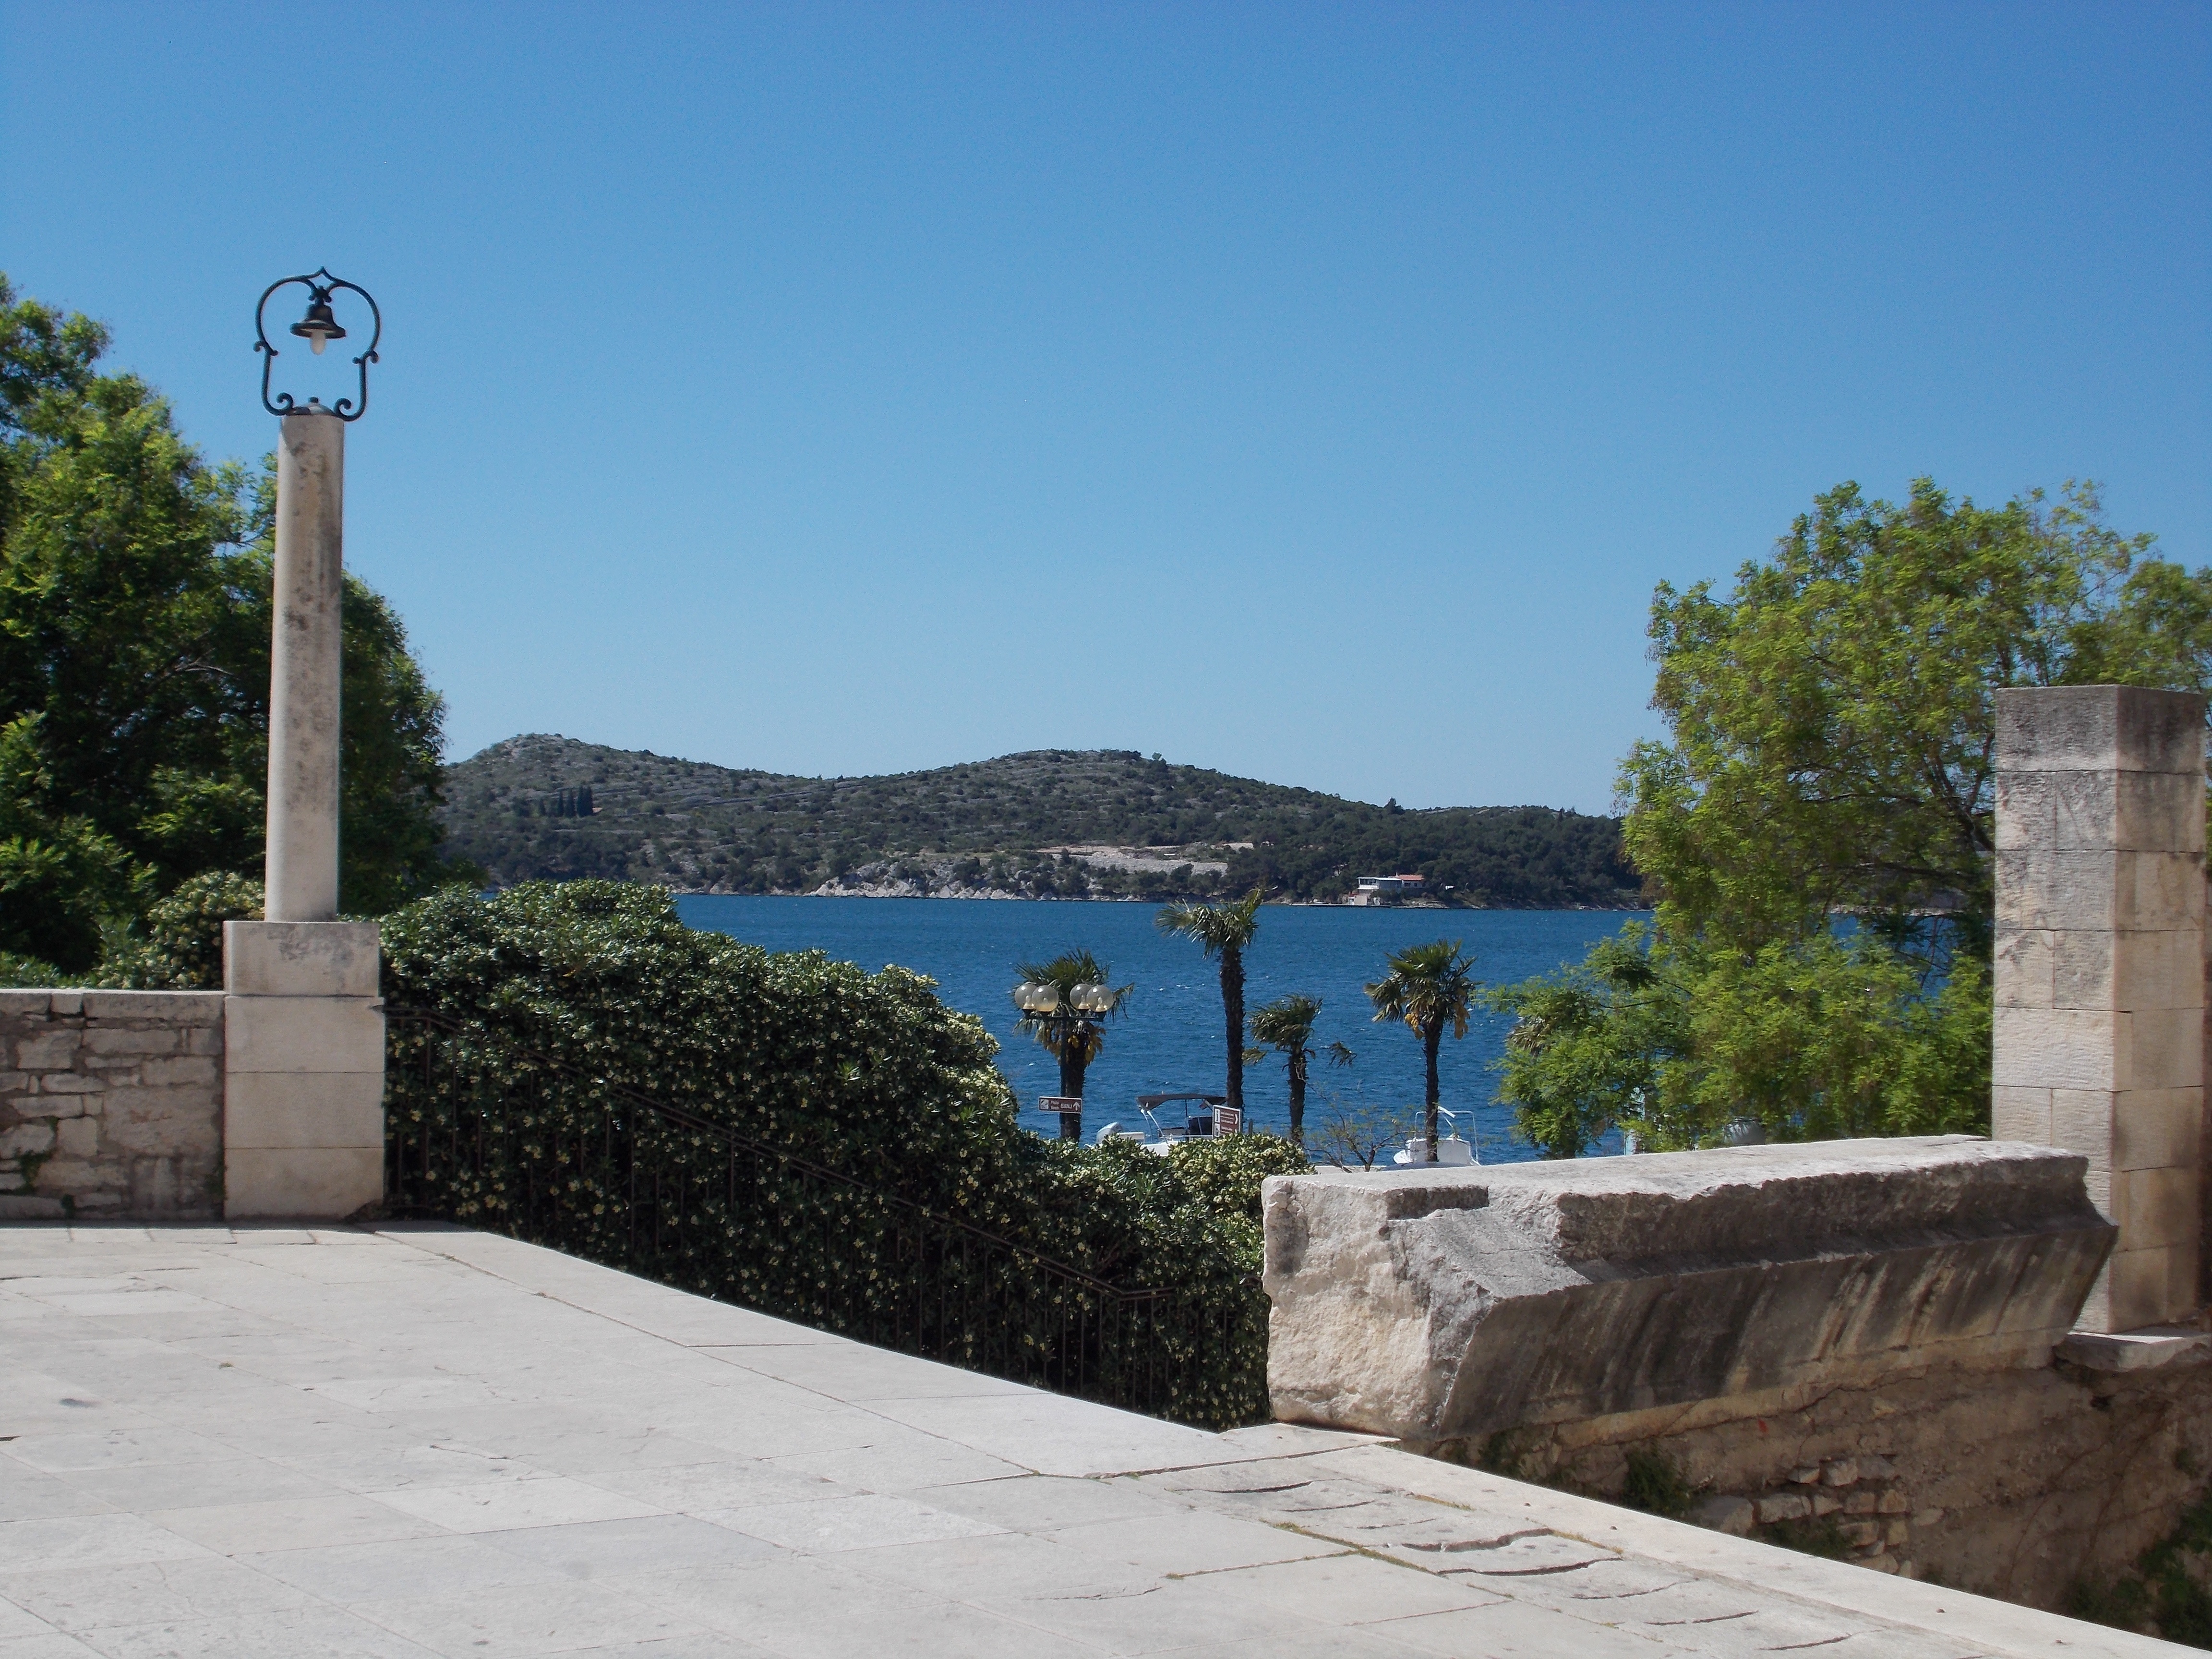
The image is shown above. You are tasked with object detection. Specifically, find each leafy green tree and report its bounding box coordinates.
[1365,939,1479,1160]
[1010,949,1131,1130]
[1247,993,1352,1145]
[0,713,132,971]
[1156,888,1264,1112]
[1497,476,2206,1155]
[1489,925,1989,1156]
[1623,478,2210,960]
[0,276,465,969]
[1486,928,1686,1158]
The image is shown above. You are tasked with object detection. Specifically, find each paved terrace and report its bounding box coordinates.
[0,1226,2173,1659]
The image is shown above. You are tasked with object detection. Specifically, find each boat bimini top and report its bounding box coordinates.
[1094,1093,1231,1153]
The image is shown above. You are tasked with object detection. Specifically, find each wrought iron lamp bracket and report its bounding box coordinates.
[254,268,382,420]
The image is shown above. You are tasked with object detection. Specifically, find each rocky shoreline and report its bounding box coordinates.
[663,878,1637,910]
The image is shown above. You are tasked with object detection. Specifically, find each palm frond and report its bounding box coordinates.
[1366,938,1479,1036]
[1250,992,1322,1052]
[1154,888,1264,955]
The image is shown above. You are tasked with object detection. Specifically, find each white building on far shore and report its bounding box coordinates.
[1349,873,1425,905]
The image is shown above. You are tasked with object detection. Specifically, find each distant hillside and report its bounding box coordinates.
[440,736,1645,908]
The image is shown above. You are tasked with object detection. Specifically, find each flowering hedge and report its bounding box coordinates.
[380,882,1305,1427]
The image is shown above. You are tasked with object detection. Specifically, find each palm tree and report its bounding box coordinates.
[1155,888,1264,1113]
[1248,993,1354,1145]
[1010,949,1131,1137]
[1366,939,1480,1161]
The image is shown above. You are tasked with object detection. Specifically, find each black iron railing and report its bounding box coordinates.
[383,1008,1266,1425]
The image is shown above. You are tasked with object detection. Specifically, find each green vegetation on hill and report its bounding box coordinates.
[440,736,1641,908]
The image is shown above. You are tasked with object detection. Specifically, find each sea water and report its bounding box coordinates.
[677,896,1644,1163]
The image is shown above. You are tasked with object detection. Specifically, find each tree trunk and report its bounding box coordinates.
[1287,1049,1307,1144]
[1221,946,1245,1111]
[1423,1019,1442,1160]
[1059,1044,1087,1141]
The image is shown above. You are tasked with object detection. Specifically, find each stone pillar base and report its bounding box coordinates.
[222,921,384,1220]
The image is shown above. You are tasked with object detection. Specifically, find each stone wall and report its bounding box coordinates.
[1461,1343,2212,1609]
[0,990,225,1220]
[1263,1138,2114,1445]
[1260,1136,2191,1610]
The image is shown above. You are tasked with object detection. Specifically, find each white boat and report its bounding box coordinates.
[1391,1107,1478,1166]
[1093,1093,1238,1155]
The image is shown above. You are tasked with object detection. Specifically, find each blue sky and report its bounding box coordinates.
[4,3,2205,812]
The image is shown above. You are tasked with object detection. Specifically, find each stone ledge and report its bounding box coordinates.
[2056,1324,2211,1372]
[1263,1137,2115,1443]
[0,988,227,1023]
[81,990,226,1023]
[1996,685,2207,776]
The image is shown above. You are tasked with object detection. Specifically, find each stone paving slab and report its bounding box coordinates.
[0,1223,2183,1658]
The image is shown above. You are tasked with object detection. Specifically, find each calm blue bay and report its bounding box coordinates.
[676,897,1646,1163]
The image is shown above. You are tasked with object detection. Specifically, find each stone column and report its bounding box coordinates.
[266,409,345,923]
[1994,685,2206,1332]
[222,407,384,1220]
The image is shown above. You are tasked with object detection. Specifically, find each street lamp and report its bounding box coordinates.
[1014,981,1121,1139]
[255,269,381,419]
[1068,983,1117,1015]
[1014,981,1117,1016]
[221,269,389,1226]
[251,269,381,922]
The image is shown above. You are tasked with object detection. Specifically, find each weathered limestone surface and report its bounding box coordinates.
[265,408,345,925]
[221,919,384,1220]
[0,1224,2164,1658]
[0,989,223,1218]
[1262,1137,2113,1445]
[1993,684,2207,1330]
[1473,1341,2212,1609]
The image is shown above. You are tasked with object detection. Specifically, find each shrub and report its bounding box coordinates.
[2071,1488,2212,1646]
[1165,1133,1314,1224]
[0,951,66,988]
[1620,1447,1695,1518]
[380,882,1302,1426]
[97,871,264,989]
[382,881,1022,1219]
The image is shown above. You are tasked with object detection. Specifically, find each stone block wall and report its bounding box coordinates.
[1993,685,2207,1329]
[0,990,225,1219]
[1467,1343,2212,1609]
[1264,1138,2114,1445]
[222,921,385,1220]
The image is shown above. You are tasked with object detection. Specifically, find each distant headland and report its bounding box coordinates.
[441,734,1645,909]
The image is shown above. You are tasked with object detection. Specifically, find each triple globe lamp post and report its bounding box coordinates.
[1012,978,1119,1140]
